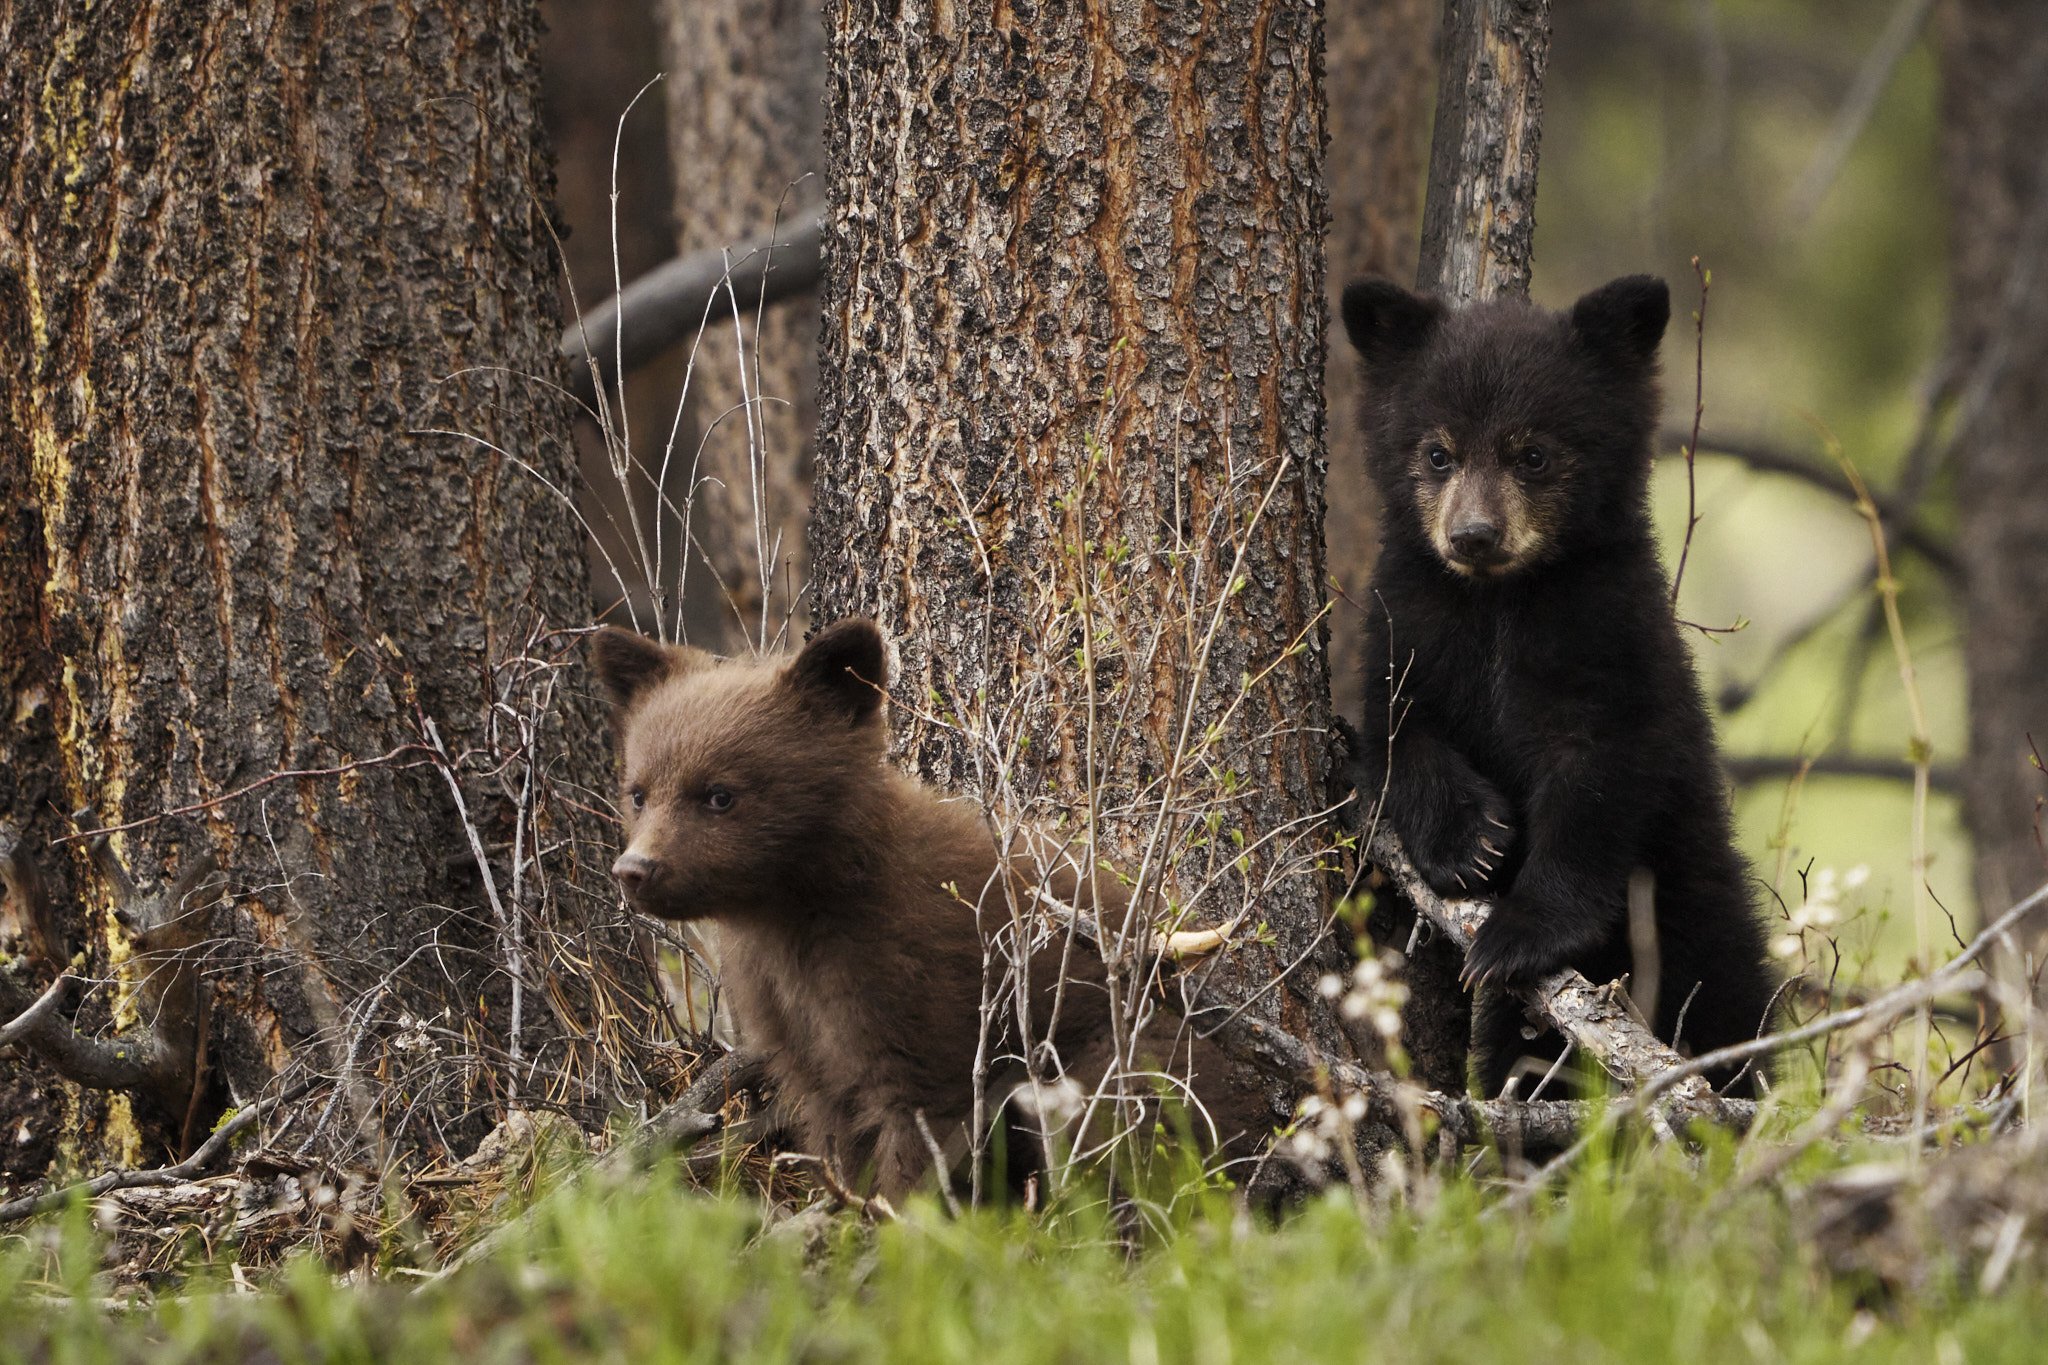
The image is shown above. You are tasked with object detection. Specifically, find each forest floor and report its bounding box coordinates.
[3,1114,2045,1364]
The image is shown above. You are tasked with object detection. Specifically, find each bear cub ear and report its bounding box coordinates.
[1340,278,1445,367]
[590,626,691,708]
[1568,275,1670,366]
[786,618,889,725]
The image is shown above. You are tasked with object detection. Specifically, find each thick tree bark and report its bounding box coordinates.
[656,0,823,649]
[0,0,664,1182]
[1941,2,2048,963]
[813,0,1373,1157]
[1322,0,1434,724]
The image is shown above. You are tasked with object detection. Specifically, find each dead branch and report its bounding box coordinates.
[0,974,72,1049]
[0,1079,318,1225]
[1505,877,2048,1204]
[1366,825,1735,1129]
[1624,874,2048,1104]
[1723,753,1963,794]
[1659,430,1958,577]
[0,830,218,1114]
[559,217,821,403]
[1039,894,1735,1158]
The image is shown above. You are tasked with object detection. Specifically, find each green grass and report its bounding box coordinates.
[0,1136,2038,1364]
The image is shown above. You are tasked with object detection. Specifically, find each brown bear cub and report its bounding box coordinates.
[1341,274,1776,1097]
[591,619,1271,1201]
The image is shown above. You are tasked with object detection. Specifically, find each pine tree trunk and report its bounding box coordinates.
[0,0,663,1182]
[1323,0,1435,725]
[812,0,1374,1140]
[1941,0,2048,952]
[657,0,824,648]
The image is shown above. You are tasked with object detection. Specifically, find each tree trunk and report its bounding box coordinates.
[1417,0,1550,304]
[0,0,665,1183]
[813,0,1374,1160]
[657,0,824,650]
[1941,1,2048,953]
[1322,0,1435,728]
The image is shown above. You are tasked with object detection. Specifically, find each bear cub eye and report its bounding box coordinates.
[704,784,736,814]
[1425,445,1453,473]
[628,786,646,812]
[1518,447,1549,473]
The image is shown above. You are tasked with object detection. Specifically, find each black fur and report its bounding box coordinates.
[1343,275,1776,1096]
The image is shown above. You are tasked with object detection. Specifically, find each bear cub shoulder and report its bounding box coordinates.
[1341,274,1775,1096]
[591,620,1269,1199]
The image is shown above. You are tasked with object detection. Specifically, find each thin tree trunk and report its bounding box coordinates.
[813,0,1374,1154]
[1417,0,1551,303]
[0,0,663,1180]
[1941,1,2048,964]
[657,0,823,650]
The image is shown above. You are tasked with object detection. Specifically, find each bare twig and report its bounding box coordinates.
[54,746,436,845]
[0,1079,319,1225]
[1669,257,1709,609]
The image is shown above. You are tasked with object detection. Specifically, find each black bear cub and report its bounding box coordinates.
[1341,274,1775,1096]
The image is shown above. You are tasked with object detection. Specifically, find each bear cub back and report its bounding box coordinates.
[1341,275,1776,1096]
[592,620,1271,1200]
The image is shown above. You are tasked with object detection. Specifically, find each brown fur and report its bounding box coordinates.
[591,620,1272,1201]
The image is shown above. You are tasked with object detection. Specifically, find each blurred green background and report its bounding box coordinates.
[1536,0,1960,975]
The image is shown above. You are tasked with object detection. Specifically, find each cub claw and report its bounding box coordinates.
[1462,907,1570,990]
[1403,783,1518,900]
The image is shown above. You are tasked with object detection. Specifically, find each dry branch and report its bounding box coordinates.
[1723,753,1963,794]
[1504,877,2048,1203]
[0,1079,318,1225]
[1365,825,1737,1129]
[1660,429,1958,576]
[0,831,216,1115]
[0,974,73,1050]
[559,217,821,402]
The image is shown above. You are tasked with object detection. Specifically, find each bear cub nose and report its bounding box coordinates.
[612,852,656,894]
[1450,521,1502,559]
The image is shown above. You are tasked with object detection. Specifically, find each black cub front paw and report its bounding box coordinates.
[1461,906,1571,989]
[1400,778,1515,899]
